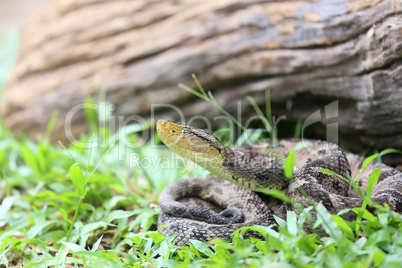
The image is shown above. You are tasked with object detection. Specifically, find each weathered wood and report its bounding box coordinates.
[1,0,402,156]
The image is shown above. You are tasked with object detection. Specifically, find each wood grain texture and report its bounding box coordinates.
[1,0,402,156]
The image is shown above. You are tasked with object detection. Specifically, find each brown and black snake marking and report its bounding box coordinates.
[157,121,402,246]
[158,177,277,245]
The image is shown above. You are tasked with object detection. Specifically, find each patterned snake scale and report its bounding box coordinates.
[156,120,402,246]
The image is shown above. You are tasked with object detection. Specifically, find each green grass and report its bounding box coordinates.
[1,31,402,268]
[1,118,402,267]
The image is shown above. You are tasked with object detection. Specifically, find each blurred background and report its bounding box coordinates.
[1,0,401,164]
[0,0,53,32]
[0,0,53,98]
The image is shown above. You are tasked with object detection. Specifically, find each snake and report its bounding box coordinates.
[156,119,402,246]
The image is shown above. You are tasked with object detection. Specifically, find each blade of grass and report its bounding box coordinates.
[294,120,303,139]
[179,74,247,132]
[67,164,86,241]
[284,150,296,179]
[264,89,278,146]
[45,111,59,141]
[58,141,77,162]
[246,96,276,144]
[366,168,382,199]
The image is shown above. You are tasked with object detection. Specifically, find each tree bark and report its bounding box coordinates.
[2,0,402,158]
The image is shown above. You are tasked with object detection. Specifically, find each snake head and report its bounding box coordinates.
[157,120,227,170]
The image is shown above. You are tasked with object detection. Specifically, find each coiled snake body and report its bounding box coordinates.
[157,120,402,246]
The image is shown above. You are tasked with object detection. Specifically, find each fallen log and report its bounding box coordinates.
[1,0,402,159]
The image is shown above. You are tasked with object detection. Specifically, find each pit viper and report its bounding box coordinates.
[156,120,402,246]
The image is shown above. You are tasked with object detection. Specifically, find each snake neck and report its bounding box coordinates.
[219,147,288,191]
